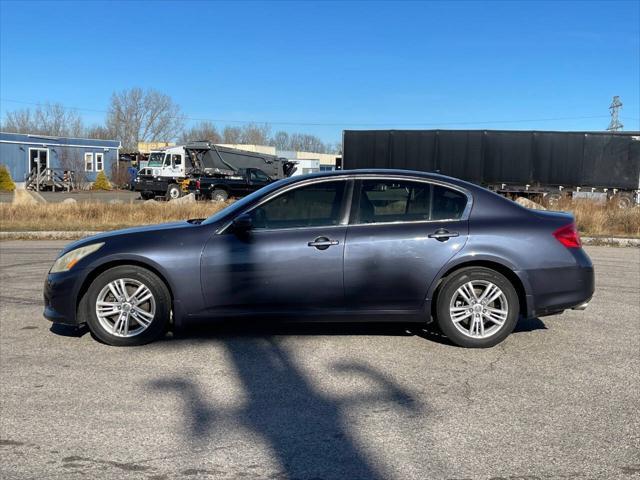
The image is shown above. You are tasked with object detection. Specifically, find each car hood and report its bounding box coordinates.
[60,221,195,255]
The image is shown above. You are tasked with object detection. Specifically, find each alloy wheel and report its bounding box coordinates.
[449,280,509,339]
[95,278,156,337]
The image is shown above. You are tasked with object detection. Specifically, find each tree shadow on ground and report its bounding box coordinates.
[147,335,425,480]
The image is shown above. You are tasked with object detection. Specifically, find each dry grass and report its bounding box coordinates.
[561,200,640,238]
[0,201,231,231]
[0,199,638,237]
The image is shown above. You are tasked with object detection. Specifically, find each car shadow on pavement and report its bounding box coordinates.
[147,336,426,480]
[49,323,90,338]
[513,316,547,333]
[170,314,546,346]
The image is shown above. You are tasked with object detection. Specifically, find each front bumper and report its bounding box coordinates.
[43,269,86,325]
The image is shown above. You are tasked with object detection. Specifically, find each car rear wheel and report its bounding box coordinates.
[83,266,171,346]
[436,267,519,348]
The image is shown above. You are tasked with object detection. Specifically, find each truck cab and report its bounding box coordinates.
[134,147,189,200]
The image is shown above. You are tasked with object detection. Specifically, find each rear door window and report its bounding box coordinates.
[355,179,467,224]
[431,185,468,220]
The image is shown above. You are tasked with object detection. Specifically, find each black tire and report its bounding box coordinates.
[435,267,519,348]
[211,188,229,202]
[166,184,182,200]
[613,193,633,209]
[140,192,155,200]
[82,265,171,346]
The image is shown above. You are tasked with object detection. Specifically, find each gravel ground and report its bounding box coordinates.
[0,241,638,480]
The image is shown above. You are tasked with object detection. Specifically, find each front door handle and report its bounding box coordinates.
[308,237,339,250]
[428,229,459,241]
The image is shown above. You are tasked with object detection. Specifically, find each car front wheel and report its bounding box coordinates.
[436,267,519,348]
[82,266,171,346]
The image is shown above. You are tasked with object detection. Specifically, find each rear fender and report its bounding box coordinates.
[424,251,534,318]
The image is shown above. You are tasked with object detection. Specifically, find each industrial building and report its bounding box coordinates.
[0,132,121,189]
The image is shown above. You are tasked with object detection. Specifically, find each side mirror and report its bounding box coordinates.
[232,213,252,233]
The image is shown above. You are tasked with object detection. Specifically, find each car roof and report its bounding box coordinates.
[289,168,479,190]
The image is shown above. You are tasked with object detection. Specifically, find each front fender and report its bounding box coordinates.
[72,253,188,327]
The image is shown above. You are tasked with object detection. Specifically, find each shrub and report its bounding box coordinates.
[91,171,112,191]
[0,165,16,192]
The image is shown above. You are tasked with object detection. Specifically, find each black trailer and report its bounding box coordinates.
[342,130,640,207]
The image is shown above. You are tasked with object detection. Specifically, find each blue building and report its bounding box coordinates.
[0,132,120,188]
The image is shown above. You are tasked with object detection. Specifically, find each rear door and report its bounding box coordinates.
[344,177,470,311]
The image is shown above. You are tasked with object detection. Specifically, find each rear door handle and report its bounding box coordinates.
[308,237,339,250]
[428,229,459,241]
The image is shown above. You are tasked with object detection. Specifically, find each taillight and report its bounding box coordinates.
[195,180,201,189]
[553,223,581,248]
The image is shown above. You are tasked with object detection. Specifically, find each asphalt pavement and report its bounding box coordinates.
[0,241,638,480]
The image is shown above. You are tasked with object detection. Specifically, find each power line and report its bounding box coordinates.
[0,97,615,128]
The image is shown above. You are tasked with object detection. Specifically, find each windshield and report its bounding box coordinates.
[202,178,291,226]
[147,152,165,167]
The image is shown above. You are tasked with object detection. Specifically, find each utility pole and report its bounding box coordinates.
[607,96,623,131]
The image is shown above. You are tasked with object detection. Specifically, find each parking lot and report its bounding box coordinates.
[0,241,638,480]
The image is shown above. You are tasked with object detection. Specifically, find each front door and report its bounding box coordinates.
[200,179,350,315]
[29,148,48,173]
[344,178,470,311]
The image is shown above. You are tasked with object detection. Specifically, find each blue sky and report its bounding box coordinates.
[1,0,638,143]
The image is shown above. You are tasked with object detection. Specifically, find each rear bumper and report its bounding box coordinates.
[572,301,590,311]
[524,263,594,318]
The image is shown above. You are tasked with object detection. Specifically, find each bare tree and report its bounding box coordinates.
[222,126,242,144]
[106,88,184,151]
[179,121,221,144]
[84,124,114,140]
[287,133,328,153]
[272,131,290,150]
[239,123,271,145]
[2,103,84,137]
[267,130,337,153]
[57,147,89,190]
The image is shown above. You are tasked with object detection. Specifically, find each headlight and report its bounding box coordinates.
[50,243,104,273]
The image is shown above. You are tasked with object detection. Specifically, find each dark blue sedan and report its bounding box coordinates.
[44,170,594,348]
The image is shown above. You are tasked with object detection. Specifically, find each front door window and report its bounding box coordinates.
[249,180,347,230]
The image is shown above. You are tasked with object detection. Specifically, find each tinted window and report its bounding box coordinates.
[356,180,467,223]
[250,170,270,182]
[357,180,432,223]
[431,185,467,220]
[250,181,346,229]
